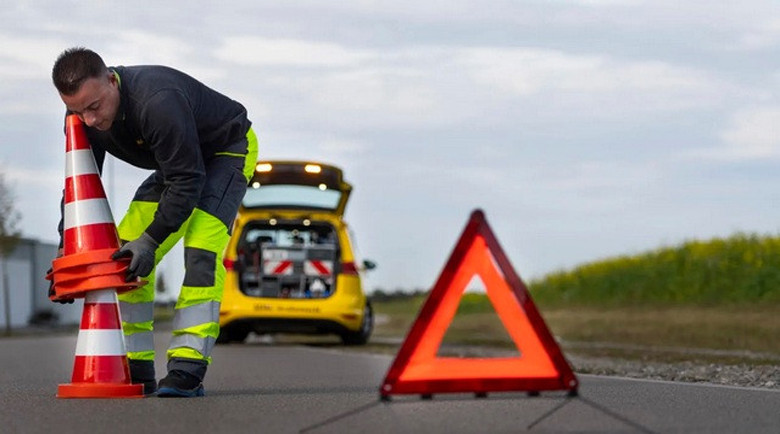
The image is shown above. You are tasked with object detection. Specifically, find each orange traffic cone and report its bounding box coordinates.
[51,114,143,398]
[58,289,143,398]
[49,114,141,300]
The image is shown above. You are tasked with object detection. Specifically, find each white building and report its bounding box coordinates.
[0,238,82,330]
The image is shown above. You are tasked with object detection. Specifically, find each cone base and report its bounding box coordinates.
[57,382,144,399]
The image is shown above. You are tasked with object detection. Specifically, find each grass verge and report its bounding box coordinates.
[370,295,780,366]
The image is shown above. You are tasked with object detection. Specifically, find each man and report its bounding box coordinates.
[51,47,258,397]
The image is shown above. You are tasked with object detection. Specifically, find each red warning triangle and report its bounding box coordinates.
[380,209,578,398]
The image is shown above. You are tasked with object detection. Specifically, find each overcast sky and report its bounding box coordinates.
[1,1,779,293]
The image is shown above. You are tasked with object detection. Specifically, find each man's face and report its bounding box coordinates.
[60,73,120,131]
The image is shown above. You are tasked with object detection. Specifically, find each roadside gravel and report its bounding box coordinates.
[567,354,780,390]
[424,341,780,391]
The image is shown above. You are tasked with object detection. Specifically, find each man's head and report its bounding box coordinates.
[52,47,120,131]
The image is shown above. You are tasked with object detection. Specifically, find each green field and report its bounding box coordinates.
[529,232,780,306]
[369,233,780,366]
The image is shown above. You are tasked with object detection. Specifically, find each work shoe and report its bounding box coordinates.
[128,359,157,396]
[157,370,205,397]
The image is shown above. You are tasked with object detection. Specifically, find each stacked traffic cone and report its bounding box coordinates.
[48,115,141,300]
[49,114,143,398]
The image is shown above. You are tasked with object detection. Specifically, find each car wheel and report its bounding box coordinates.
[341,302,373,346]
[216,326,249,344]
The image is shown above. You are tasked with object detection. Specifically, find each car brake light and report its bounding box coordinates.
[224,258,235,271]
[340,261,358,275]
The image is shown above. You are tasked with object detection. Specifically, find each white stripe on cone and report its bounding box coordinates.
[65,149,100,177]
[63,198,115,230]
[75,329,127,356]
[87,289,119,304]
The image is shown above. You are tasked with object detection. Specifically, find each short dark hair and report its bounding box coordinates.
[52,47,108,95]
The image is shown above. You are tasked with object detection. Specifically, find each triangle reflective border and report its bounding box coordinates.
[380,210,578,398]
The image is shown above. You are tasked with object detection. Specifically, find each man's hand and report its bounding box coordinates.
[111,232,159,281]
[47,267,73,304]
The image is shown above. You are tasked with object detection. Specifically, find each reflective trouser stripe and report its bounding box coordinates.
[118,302,155,359]
[122,319,154,361]
[167,326,220,362]
[168,301,221,362]
[125,330,155,354]
[172,301,220,331]
[119,301,154,324]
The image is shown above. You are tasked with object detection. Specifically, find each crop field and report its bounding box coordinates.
[367,233,780,367]
[370,296,780,364]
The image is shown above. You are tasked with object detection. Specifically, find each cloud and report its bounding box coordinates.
[102,30,227,83]
[217,37,736,137]
[457,47,726,111]
[318,138,368,154]
[734,17,780,51]
[552,0,644,6]
[681,107,780,161]
[216,36,371,67]
[0,33,65,81]
[2,165,61,190]
[719,107,780,158]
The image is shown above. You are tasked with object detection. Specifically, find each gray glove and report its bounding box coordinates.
[111,232,159,281]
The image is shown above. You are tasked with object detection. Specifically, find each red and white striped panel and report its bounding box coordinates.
[71,289,131,384]
[264,260,293,275]
[62,115,119,255]
[304,260,333,276]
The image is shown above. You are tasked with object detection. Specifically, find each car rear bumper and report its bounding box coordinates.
[220,317,358,336]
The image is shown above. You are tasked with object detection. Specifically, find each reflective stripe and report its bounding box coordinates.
[124,330,154,353]
[168,334,216,358]
[244,128,258,182]
[172,301,220,331]
[64,198,114,230]
[167,347,211,364]
[127,350,155,362]
[85,289,118,304]
[65,149,99,177]
[75,329,126,356]
[123,321,152,334]
[304,260,333,276]
[119,301,154,324]
[214,151,245,158]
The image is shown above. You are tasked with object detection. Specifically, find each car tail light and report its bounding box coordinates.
[224,258,235,271]
[340,261,358,275]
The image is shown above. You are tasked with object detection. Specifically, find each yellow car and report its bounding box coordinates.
[218,160,375,345]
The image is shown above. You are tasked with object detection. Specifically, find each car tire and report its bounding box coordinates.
[341,302,373,346]
[216,326,249,344]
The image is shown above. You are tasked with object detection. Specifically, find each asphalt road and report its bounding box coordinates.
[0,330,778,433]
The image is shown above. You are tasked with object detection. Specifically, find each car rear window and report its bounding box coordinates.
[242,185,342,210]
